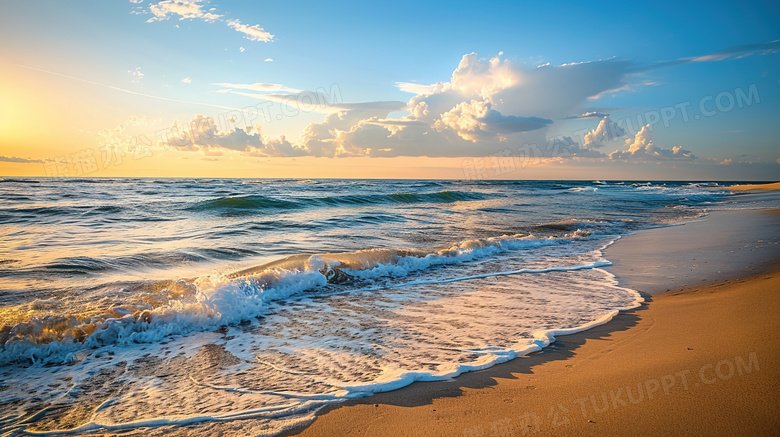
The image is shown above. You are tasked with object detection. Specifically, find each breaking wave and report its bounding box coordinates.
[0,232,593,365]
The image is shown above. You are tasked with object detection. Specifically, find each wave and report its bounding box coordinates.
[190,195,302,211]
[0,232,590,365]
[7,265,641,436]
[566,186,598,193]
[0,179,40,184]
[632,184,729,197]
[4,252,210,277]
[189,190,497,214]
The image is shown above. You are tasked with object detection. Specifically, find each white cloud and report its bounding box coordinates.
[146,0,221,22]
[128,67,144,83]
[199,52,637,158]
[142,1,273,43]
[609,125,696,160]
[181,77,192,84]
[577,111,610,119]
[226,19,273,42]
[395,82,439,95]
[720,158,733,165]
[264,57,273,62]
[158,115,261,152]
[433,100,551,142]
[180,52,713,161]
[151,115,308,157]
[318,53,633,157]
[582,116,626,149]
[402,53,632,124]
[195,52,710,161]
[240,47,245,53]
[97,115,151,154]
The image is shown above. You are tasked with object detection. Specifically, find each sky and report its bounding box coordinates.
[1,0,779,180]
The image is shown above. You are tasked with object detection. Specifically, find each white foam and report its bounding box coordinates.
[2,234,592,365]
[328,265,643,399]
[1,248,645,436]
[567,186,598,192]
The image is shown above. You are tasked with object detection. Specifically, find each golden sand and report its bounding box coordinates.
[724,182,780,191]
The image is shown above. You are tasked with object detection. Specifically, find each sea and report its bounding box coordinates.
[0,178,775,436]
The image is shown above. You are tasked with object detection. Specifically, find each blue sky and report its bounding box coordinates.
[1,0,779,179]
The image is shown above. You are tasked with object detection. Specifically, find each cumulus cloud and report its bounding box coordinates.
[310,52,633,157]
[158,114,262,152]
[181,77,192,84]
[97,115,161,158]
[609,125,696,160]
[153,115,308,157]
[196,52,639,158]
[433,100,551,141]
[549,136,606,159]
[171,51,713,160]
[582,116,626,149]
[297,104,406,157]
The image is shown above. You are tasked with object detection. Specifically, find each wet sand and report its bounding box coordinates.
[605,208,780,294]
[284,206,780,436]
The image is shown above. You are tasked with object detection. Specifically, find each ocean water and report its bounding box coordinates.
[0,178,768,435]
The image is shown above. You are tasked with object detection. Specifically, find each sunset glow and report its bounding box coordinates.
[1,1,779,179]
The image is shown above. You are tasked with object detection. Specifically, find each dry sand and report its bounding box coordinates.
[724,182,780,191]
[284,207,780,437]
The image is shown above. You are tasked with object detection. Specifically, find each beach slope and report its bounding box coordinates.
[288,268,779,436]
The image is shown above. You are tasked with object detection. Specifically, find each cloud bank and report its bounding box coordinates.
[0,156,44,164]
[262,52,635,158]
[144,47,769,162]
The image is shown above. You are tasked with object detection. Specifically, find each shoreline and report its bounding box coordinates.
[284,206,780,436]
[604,207,780,294]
